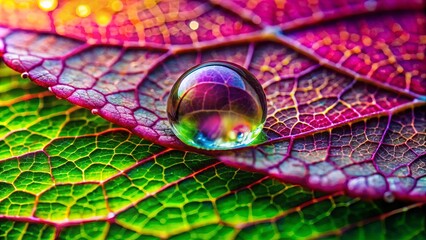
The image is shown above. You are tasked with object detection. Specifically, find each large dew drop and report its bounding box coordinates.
[167,61,267,150]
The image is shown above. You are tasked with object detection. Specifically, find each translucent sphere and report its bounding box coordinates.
[167,61,267,150]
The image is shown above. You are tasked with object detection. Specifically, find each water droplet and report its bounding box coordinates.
[21,72,29,79]
[167,61,267,150]
[384,191,395,203]
[38,0,58,12]
[91,109,99,115]
[189,20,199,30]
[76,4,91,18]
[364,0,377,11]
[11,60,20,66]
[107,212,115,218]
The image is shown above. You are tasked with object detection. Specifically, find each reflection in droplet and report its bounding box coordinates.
[167,61,267,150]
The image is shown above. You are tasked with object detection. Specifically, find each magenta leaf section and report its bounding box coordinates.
[221,106,426,201]
[0,0,260,45]
[0,0,425,201]
[288,11,426,96]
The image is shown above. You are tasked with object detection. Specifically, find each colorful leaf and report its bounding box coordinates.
[0,1,425,201]
[0,63,425,239]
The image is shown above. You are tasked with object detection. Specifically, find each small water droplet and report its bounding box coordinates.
[38,0,58,12]
[91,109,99,115]
[189,20,199,30]
[364,0,377,11]
[48,87,52,92]
[384,191,395,203]
[21,72,29,78]
[167,61,267,150]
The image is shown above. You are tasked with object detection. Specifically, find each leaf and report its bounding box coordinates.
[0,1,425,201]
[1,63,425,239]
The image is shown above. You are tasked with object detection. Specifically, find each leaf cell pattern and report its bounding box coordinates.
[0,0,425,203]
[0,67,425,239]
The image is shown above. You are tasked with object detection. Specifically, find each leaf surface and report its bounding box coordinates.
[0,0,425,201]
[0,63,425,239]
